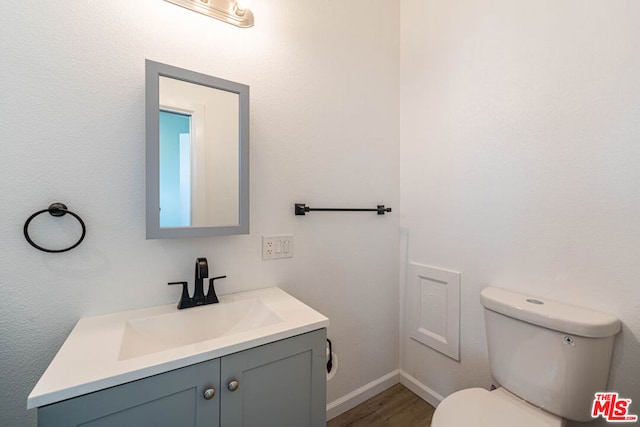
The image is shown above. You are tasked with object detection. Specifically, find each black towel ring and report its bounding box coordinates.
[23,203,86,253]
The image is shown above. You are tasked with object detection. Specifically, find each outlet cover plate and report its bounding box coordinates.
[262,235,293,260]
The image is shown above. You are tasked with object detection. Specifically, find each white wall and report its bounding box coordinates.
[0,1,400,426]
[400,1,640,426]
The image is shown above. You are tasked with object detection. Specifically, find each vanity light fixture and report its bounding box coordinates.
[164,0,254,28]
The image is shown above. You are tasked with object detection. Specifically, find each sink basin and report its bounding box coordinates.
[27,287,329,410]
[119,298,283,360]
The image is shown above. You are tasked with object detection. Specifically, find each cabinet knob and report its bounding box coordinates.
[203,388,216,400]
[227,380,239,392]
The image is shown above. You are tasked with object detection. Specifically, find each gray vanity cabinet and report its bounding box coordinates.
[37,358,220,427]
[220,328,326,427]
[37,329,326,427]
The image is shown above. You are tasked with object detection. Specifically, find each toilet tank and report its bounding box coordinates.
[481,287,620,422]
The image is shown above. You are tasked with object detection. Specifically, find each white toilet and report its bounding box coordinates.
[432,287,621,427]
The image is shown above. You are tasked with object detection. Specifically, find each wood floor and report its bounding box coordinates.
[328,384,435,427]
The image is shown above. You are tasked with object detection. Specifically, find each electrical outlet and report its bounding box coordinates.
[263,235,293,260]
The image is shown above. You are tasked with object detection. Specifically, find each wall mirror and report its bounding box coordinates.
[146,60,249,238]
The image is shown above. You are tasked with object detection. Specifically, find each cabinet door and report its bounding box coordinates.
[38,358,220,427]
[220,329,326,427]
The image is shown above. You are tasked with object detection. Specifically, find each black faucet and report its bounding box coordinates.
[168,257,226,309]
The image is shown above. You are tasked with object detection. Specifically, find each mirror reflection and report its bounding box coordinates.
[159,77,240,228]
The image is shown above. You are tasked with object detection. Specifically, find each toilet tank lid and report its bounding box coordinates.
[481,287,621,338]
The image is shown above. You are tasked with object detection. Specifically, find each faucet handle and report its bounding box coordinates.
[196,257,209,279]
[206,276,226,304]
[168,281,193,310]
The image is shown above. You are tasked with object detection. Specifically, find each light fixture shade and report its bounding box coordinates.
[164,0,254,28]
[236,0,251,11]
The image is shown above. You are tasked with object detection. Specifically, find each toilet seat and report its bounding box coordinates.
[431,387,564,427]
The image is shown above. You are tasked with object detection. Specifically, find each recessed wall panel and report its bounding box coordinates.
[408,263,460,361]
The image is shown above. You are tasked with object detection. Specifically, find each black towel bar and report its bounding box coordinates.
[295,203,391,216]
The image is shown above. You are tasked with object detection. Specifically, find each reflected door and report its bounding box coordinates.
[159,110,192,227]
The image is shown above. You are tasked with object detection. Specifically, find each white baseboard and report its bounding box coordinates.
[326,370,401,420]
[399,370,444,408]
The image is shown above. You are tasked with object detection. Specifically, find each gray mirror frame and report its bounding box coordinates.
[145,60,249,238]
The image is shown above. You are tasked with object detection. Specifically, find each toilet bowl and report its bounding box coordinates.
[432,387,564,427]
[430,287,620,426]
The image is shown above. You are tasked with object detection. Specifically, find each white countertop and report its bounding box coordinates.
[27,287,329,409]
